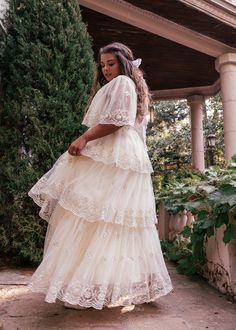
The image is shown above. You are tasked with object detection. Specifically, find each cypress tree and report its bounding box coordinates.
[0,0,95,264]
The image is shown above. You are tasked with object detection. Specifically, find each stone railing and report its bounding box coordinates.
[158,202,236,300]
[158,202,195,241]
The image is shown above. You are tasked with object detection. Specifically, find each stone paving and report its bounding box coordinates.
[0,261,236,330]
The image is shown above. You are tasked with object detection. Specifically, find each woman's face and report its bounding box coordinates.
[100,52,121,82]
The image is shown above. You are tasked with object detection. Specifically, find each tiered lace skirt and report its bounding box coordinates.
[28,151,172,309]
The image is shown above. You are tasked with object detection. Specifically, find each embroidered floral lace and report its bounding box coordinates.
[29,272,172,310]
[28,74,173,308]
[82,75,137,128]
[29,183,157,228]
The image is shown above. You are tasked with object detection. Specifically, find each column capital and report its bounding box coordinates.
[215,52,236,73]
[187,94,205,106]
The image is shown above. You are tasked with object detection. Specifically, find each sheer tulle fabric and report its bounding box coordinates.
[28,74,172,309]
[28,205,172,309]
[28,153,156,227]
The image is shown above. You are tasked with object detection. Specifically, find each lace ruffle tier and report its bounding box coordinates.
[28,209,173,309]
[81,126,153,174]
[28,152,157,228]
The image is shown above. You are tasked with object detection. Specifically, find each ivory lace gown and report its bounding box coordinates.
[28,75,172,309]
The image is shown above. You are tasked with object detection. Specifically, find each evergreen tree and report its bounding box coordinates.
[150,99,188,128]
[0,0,95,264]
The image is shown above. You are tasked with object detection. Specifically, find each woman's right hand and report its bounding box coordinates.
[68,135,88,156]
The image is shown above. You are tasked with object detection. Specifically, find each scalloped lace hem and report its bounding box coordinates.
[28,277,173,310]
[28,189,157,228]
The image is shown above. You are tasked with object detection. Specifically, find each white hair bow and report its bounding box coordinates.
[132,58,142,68]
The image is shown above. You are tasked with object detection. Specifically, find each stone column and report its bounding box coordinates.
[187,95,205,171]
[215,53,236,160]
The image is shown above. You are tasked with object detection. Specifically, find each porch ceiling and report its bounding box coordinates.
[79,1,236,99]
[128,0,236,48]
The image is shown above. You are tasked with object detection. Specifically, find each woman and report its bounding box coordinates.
[28,42,172,310]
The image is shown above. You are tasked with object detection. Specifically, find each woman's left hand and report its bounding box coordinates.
[68,135,87,156]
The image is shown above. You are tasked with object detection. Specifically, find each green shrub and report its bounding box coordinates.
[0,0,94,265]
[155,158,236,275]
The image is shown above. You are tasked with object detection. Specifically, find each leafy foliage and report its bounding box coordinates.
[161,240,194,274]
[155,158,236,275]
[147,100,191,174]
[147,95,224,176]
[151,99,189,127]
[204,95,224,166]
[0,0,94,264]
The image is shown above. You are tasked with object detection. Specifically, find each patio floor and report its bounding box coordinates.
[0,261,236,330]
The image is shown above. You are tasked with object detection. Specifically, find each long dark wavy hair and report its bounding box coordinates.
[88,42,150,121]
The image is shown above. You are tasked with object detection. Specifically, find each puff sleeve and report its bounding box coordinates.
[99,75,137,127]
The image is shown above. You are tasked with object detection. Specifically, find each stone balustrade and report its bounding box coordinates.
[158,202,236,300]
[158,202,195,241]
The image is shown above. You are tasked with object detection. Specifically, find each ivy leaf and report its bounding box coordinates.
[215,212,229,227]
[230,205,236,219]
[191,232,204,245]
[206,226,214,237]
[181,226,192,238]
[223,224,236,244]
[200,218,214,229]
[219,184,236,196]
[198,185,216,194]
[192,239,205,260]
[209,190,236,207]
[197,210,208,221]
[177,256,196,275]
[185,200,205,212]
